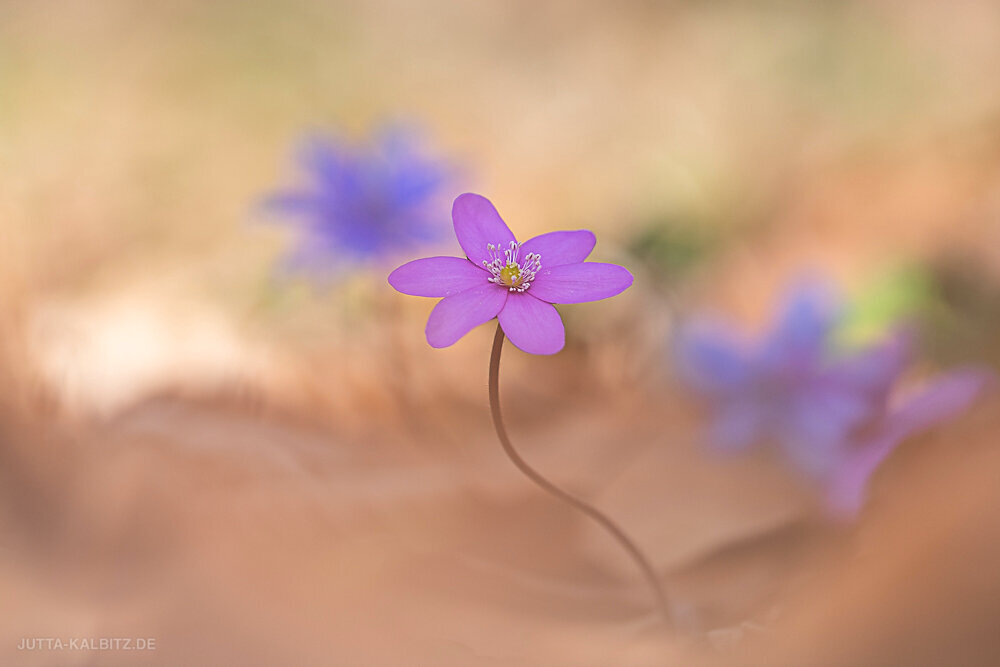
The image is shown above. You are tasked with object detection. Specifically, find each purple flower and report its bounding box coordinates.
[678,281,992,517]
[263,125,450,272]
[676,282,907,477]
[388,193,633,354]
[824,368,992,518]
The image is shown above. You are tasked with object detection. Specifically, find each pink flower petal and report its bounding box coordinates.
[452,193,516,266]
[388,256,486,297]
[497,293,565,355]
[529,262,634,304]
[824,368,993,519]
[425,282,508,348]
[519,230,596,268]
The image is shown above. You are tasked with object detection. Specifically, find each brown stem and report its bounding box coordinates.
[488,323,672,626]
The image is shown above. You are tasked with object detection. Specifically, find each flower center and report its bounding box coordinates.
[499,264,521,286]
[483,241,541,292]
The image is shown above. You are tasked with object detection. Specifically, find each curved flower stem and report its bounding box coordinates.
[488,323,672,626]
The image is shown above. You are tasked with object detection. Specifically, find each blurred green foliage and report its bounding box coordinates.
[626,216,718,288]
[836,265,935,347]
[835,260,1000,368]
[921,260,1000,367]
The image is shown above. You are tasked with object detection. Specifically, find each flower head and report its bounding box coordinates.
[676,282,906,476]
[263,125,450,272]
[388,193,634,354]
[677,280,992,517]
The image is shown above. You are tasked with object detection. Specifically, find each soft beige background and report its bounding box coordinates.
[2,1,1000,664]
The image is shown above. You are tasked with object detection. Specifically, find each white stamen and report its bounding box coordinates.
[482,240,541,292]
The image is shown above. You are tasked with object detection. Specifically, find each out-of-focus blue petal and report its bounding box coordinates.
[824,368,994,519]
[378,126,450,205]
[823,430,895,520]
[882,368,993,442]
[757,281,839,372]
[261,124,454,276]
[675,321,752,396]
[777,384,871,477]
[829,331,911,401]
[295,134,349,184]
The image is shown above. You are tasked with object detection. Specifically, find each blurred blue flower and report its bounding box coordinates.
[824,368,992,518]
[676,282,907,477]
[263,125,452,273]
[676,280,991,517]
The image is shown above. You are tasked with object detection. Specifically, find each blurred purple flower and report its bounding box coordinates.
[677,281,991,517]
[388,193,633,355]
[676,282,907,476]
[263,125,451,273]
[824,368,992,518]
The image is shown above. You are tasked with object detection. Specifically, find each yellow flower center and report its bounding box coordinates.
[499,263,522,288]
[484,241,541,292]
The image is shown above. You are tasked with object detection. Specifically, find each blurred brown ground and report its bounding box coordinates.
[2,363,1000,665]
[3,0,1000,664]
